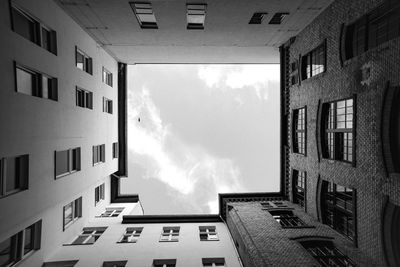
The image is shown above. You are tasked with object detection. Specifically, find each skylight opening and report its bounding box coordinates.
[130,2,158,29]
[187,4,207,30]
[249,12,268,24]
[269,12,289,25]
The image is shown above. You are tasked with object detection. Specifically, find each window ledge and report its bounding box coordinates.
[63,243,94,246]
[55,170,79,180]
[159,240,179,242]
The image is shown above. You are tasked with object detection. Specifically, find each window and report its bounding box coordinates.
[99,207,124,217]
[292,170,306,208]
[10,4,57,54]
[0,220,41,267]
[55,148,81,178]
[269,12,289,24]
[292,107,306,154]
[321,98,354,163]
[103,97,113,114]
[301,42,326,80]
[0,154,29,198]
[93,144,105,165]
[269,210,307,228]
[130,2,158,29]
[160,227,179,242]
[103,261,127,267]
[75,47,92,74]
[187,4,207,29]
[76,87,93,109]
[42,260,79,267]
[260,201,287,209]
[343,1,400,60]
[70,227,106,245]
[102,67,113,87]
[321,181,355,241]
[95,183,105,206]
[199,226,218,241]
[118,227,143,243]
[15,64,58,101]
[152,259,176,267]
[63,197,82,230]
[300,240,356,267]
[202,258,225,267]
[249,12,268,24]
[112,142,119,159]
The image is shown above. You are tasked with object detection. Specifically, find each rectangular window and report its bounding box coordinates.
[269,210,307,228]
[102,67,113,87]
[301,42,326,80]
[322,98,354,163]
[55,148,81,178]
[152,259,176,267]
[0,220,41,267]
[71,227,106,245]
[103,97,113,114]
[15,64,58,101]
[159,227,179,242]
[75,47,92,74]
[95,183,105,206]
[300,240,356,266]
[42,260,79,267]
[93,144,106,165]
[99,207,124,217]
[10,4,57,54]
[292,107,306,154]
[292,170,306,208]
[63,197,82,230]
[199,226,219,241]
[268,12,289,25]
[202,258,225,267]
[0,154,29,198]
[118,227,143,243]
[249,12,268,24]
[186,4,207,29]
[112,142,119,159]
[130,2,158,29]
[76,87,93,109]
[103,261,127,267]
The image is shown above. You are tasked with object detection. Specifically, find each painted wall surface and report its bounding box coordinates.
[45,221,241,267]
[0,0,120,265]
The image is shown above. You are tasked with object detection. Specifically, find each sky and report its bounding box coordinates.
[121,64,280,215]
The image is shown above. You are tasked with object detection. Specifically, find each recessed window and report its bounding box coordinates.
[99,207,124,217]
[103,97,113,114]
[292,170,306,208]
[118,227,143,243]
[130,2,158,29]
[160,226,179,242]
[300,240,356,266]
[93,144,105,165]
[269,210,307,228]
[75,47,92,74]
[199,226,218,241]
[321,181,355,241]
[249,12,268,24]
[10,4,57,54]
[292,107,306,155]
[0,154,29,198]
[269,12,289,24]
[301,42,326,80]
[112,142,119,159]
[187,4,207,30]
[15,64,58,101]
[202,258,225,267]
[63,197,82,230]
[55,148,81,179]
[321,98,354,163]
[70,227,107,245]
[76,87,93,109]
[95,183,105,206]
[42,260,79,267]
[103,261,127,267]
[152,259,176,267]
[0,220,41,266]
[102,67,113,87]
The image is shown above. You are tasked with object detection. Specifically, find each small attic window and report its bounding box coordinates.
[130,2,158,29]
[269,12,289,24]
[249,12,268,24]
[187,4,207,30]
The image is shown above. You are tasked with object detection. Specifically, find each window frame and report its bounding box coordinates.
[0,154,29,198]
[102,67,113,87]
[202,258,226,267]
[103,97,113,114]
[98,207,124,218]
[301,40,327,81]
[76,87,93,109]
[75,46,93,75]
[63,197,82,231]
[54,147,81,179]
[95,183,105,206]
[268,209,311,228]
[112,142,119,159]
[186,4,207,30]
[129,2,158,29]
[152,259,177,267]
[93,144,106,165]
[199,226,219,241]
[118,227,143,243]
[159,226,180,242]
[292,106,307,155]
[68,227,107,245]
[292,169,306,209]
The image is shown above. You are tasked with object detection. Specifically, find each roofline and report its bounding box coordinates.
[122,214,223,224]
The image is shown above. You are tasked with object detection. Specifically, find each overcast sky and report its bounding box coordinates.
[121,64,280,214]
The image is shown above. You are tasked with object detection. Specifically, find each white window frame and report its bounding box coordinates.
[99,207,124,218]
[118,227,143,243]
[199,226,219,241]
[103,97,113,114]
[95,183,105,206]
[70,227,106,245]
[159,227,179,242]
[102,67,113,87]
[63,197,82,230]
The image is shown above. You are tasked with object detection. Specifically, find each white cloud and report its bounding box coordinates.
[128,88,244,213]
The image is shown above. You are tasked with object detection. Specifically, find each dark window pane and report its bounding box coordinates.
[0,238,12,266]
[12,8,35,42]
[16,67,34,95]
[56,150,69,176]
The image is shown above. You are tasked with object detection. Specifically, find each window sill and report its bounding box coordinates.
[55,170,80,180]
[159,240,179,242]
[63,217,80,231]
[63,243,94,246]
[0,188,24,199]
